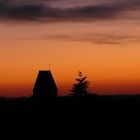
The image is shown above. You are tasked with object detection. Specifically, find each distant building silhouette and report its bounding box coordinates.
[33,70,58,98]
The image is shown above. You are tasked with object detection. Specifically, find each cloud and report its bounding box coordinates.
[0,0,45,21]
[0,0,140,22]
[35,33,140,45]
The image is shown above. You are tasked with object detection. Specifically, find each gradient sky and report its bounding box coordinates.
[0,0,140,97]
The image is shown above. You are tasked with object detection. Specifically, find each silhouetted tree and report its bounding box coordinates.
[70,71,90,96]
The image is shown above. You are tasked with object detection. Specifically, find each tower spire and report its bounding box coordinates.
[49,64,51,71]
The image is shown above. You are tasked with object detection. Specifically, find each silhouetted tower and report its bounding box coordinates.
[33,70,58,98]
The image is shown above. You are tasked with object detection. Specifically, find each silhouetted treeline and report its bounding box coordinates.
[0,94,140,108]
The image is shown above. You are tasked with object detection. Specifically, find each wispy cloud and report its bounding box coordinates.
[0,0,140,22]
[35,33,140,45]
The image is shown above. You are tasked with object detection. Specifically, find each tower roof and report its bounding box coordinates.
[33,70,58,97]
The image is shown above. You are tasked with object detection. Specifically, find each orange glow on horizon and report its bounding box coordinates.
[0,21,140,97]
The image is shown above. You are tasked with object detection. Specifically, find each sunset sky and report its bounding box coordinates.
[0,0,140,97]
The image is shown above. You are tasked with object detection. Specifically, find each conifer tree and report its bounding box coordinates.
[70,71,90,96]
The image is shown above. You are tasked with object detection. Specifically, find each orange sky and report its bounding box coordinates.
[0,18,140,96]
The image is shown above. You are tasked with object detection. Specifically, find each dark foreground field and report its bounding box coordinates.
[0,95,140,134]
[1,95,140,112]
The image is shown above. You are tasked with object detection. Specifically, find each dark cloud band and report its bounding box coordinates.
[0,0,139,22]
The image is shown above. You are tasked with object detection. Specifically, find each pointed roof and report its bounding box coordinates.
[33,70,58,97]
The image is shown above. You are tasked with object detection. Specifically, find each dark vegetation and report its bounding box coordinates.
[0,95,140,111]
[70,71,91,96]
